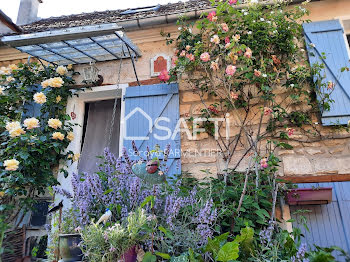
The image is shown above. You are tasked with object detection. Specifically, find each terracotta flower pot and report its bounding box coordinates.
[287,187,332,205]
[59,233,83,262]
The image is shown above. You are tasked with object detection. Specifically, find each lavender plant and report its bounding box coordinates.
[54,146,219,256]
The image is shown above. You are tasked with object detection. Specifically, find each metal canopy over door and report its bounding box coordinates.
[290,182,350,260]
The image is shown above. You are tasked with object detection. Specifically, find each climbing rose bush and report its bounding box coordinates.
[0,62,79,242]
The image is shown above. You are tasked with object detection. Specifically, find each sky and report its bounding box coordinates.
[0,0,186,23]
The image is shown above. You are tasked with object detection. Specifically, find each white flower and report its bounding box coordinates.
[48,118,62,129]
[33,92,46,104]
[244,12,248,15]
[262,73,267,78]
[210,35,220,45]
[260,18,265,21]
[267,21,271,24]
[271,11,274,14]
[290,84,295,88]
[56,66,67,75]
[309,43,316,48]
[6,121,21,132]
[247,31,252,35]
[23,117,40,130]
[4,159,19,171]
[300,49,305,52]
[178,27,182,31]
[250,0,258,3]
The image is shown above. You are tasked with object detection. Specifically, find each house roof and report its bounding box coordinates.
[19,0,212,34]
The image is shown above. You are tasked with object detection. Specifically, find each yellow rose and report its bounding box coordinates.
[0,66,11,75]
[0,86,4,95]
[56,66,68,76]
[52,132,65,140]
[8,64,18,71]
[0,191,5,198]
[6,121,21,132]
[72,153,80,162]
[4,159,19,171]
[23,117,40,130]
[41,79,50,88]
[33,92,47,104]
[9,127,26,137]
[56,95,62,103]
[67,64,73,70]
[67,132,74,141]
[50,77,64,88]
[6,76,15,82]
[48,118,62,129]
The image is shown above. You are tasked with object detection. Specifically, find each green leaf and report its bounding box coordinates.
[103,189,113,195]
[142,252,157,262]
[235,226,254,255]
[217,241,239,262]
[205,232,229,256]
[141,195,154,208]
[155,252,171,260]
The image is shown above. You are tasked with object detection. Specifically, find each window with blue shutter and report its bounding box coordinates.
[303,19,350,126]
[23,84,42,118]
[123,83,181,177]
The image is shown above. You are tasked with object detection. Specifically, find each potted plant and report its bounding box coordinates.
[79,208,150,262]
[58,208,83,262]
[287,187,332,205]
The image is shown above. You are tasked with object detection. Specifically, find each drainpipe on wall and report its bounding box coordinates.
[16,0,43,26]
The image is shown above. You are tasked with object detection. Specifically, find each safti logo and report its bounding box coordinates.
[122,107,231,141]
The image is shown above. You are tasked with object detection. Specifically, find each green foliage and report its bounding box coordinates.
[0,62,78,254]
[80,208,149,262]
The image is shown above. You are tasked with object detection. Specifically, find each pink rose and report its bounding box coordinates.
[208,11,217,22]
[185,45,191,51]
[225,65,236,76]
[200,52,211,62]
[260,158,268,169]
[230,91,238,100]
[171,56,178,66]
[286,127,295,136]
[229,0,238,5]
[221,23,229,32]
[186,53,195,61]
[244,47,252,59]
[225,37,230,44]
[159,70,170,82]
[254,69,262,77]
[180,50,186,57]
[263,107,273,116]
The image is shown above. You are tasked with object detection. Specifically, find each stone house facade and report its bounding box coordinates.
[2,0,350,256]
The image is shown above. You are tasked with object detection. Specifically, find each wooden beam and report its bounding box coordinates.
[279,174,350,183]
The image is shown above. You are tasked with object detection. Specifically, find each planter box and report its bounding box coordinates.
[59,233,83,262]
[287,187,332,205]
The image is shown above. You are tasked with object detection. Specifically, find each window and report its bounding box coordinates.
[78,99,121,174]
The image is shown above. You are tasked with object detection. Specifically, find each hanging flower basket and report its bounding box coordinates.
[287,187,332,205]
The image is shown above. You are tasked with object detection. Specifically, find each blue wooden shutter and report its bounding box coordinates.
[303,20,350,126]
[23,85,41,118]
[123,83,181,177]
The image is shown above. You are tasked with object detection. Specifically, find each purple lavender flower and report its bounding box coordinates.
[259,220,275,246]
[291,243,309,262]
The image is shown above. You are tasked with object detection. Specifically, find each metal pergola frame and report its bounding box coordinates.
[1,23,141,65]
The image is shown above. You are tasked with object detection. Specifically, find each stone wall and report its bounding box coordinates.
[1,0,350,182]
